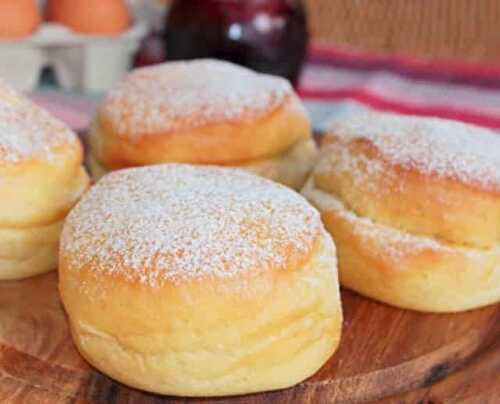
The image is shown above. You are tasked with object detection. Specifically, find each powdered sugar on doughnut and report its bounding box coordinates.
[328,112,500,189]
[100,59,292,137]
[0,80,77,163]
[61,165,320,286]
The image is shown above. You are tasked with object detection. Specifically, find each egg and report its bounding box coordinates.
[0,0,41,39]
[47,0,130,35]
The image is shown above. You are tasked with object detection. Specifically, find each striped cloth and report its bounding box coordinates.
[31,44,500,132]
[300,44,500,130]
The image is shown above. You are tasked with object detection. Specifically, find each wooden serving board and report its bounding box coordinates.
[0,272,498,403]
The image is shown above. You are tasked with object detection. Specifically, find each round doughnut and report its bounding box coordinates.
[59,164,342,397]
[0,80,89,280]
[302,112,500,312]
[89,59,316,189]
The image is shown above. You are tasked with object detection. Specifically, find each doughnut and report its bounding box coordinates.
[88,59,316,189]
[59,164,342,396]
[0,80,89,280]
[302,112,500,312]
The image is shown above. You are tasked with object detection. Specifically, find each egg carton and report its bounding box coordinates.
[0,21,147,93]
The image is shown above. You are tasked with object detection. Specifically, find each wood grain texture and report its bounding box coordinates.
[378,339,500,403]
[0,272,498,403]
[306,0,500,63]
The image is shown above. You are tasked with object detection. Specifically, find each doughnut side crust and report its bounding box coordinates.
[315,138,500,249]
[88,138,318,191]
[0,219,63,280]
[59,230,342,396]
[303,179,500,313]
[0,153,89,227]
[239,138,318,190]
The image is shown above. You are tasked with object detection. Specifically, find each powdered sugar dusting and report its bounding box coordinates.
[328,112,500,189]
[61,164,320,286]
[316,140,386,193]
[100,59,292,137]
[0,80,77,163]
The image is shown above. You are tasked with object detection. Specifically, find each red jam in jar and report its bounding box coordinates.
[164,0,308,85]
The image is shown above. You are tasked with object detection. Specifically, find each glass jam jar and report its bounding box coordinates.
[164,0,308,85]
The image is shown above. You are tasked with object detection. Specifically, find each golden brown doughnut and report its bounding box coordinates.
[59,164,342,397]
[303,179,500,313]
[303,112,500,312]
[89,59,316,189]
[0,80,89,279]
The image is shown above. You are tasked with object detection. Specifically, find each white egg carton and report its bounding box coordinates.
[0,21,147,93]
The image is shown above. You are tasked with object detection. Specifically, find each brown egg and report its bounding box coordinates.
[0,0,41,39]
[47,0,130,35]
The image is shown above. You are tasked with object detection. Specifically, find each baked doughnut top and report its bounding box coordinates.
[0,80,79,164]
[61,165,321,286]
[100,59,292,138]
[323,112,500,191]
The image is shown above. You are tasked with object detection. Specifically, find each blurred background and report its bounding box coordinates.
[1,0,499,131]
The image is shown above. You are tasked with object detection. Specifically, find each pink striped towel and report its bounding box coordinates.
[300,44,500,130]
